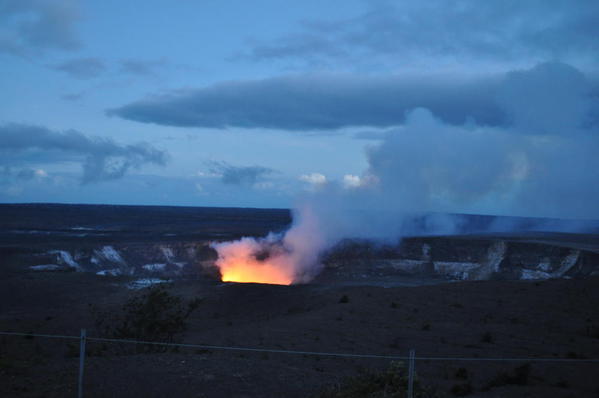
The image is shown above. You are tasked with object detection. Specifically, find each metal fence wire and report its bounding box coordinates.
[2,329,599,398]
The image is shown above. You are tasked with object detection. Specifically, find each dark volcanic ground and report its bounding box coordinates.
[1,204,599,397]
[0,203,291,246]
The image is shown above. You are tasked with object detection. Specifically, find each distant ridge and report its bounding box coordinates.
[1,203,598,236]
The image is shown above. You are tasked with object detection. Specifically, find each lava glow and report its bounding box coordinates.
[211,236,295,285]
[219,259,293,285]
[211,207,325,285]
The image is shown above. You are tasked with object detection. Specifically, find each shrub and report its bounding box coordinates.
[480,332,494,344]
[585,324,599,339]
[483,363,531,390]
[92,285,201,353]
[450,382,472,396]
[454,367,468,380]
[65,342,79,358]
[314,361,440,398]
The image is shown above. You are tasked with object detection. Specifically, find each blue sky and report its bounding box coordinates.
[1,0,598,216]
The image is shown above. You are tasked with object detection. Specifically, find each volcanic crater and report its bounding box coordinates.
[1,203,599,397]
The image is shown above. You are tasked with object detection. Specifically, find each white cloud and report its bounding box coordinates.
[342,174,361,188]
[34,169,48,178]
[299,173,327,186]
[196,170,221,178]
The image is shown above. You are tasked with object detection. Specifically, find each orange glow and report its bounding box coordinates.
[220,259,293,285]
[212,206,324,285]
[212,237,295,285]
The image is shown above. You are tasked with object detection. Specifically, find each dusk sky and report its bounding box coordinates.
[1,0,598,215]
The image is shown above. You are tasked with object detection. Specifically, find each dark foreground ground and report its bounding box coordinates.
[2,264,599,397]
[1,204,599,397]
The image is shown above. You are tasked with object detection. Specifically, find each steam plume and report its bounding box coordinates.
[213,62,599,284]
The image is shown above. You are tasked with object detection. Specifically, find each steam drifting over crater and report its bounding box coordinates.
[211,62,599,284]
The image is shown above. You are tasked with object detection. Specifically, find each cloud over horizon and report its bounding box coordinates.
[107,63,599,133]
[206,161,275,186]
[107,73,505,131]
[0,124,168,183]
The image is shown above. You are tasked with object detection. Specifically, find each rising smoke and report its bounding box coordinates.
[213,62,599,283]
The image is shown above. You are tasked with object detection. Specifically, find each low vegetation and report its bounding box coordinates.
[449,382,472,396]
[483,363,531,391]
[91,286,201,353]
[314,361,440,398]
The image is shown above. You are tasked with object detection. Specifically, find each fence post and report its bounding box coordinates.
[78,329,86,398]
[407,349,415,398]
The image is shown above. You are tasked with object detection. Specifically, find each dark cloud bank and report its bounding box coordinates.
[108,63,599,132]
[108,73,505,130]
[246,0,599,66]
[0,124,168,183]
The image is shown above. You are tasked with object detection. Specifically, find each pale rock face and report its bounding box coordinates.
[467,241,506,280]
[30,264,63,271]
[142,263,167,272]
[160,246,175,262]
[538,258,552,272]
[554,250,580,277]
[24,239,597,283]
[50,250,81,270]
[96,269,121,276]
[126,278,170,290]
[433,262,480,280]
[521,269,551,280]
[487,241,507,273]
[95,246,126,264]
[389,259,426,273]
